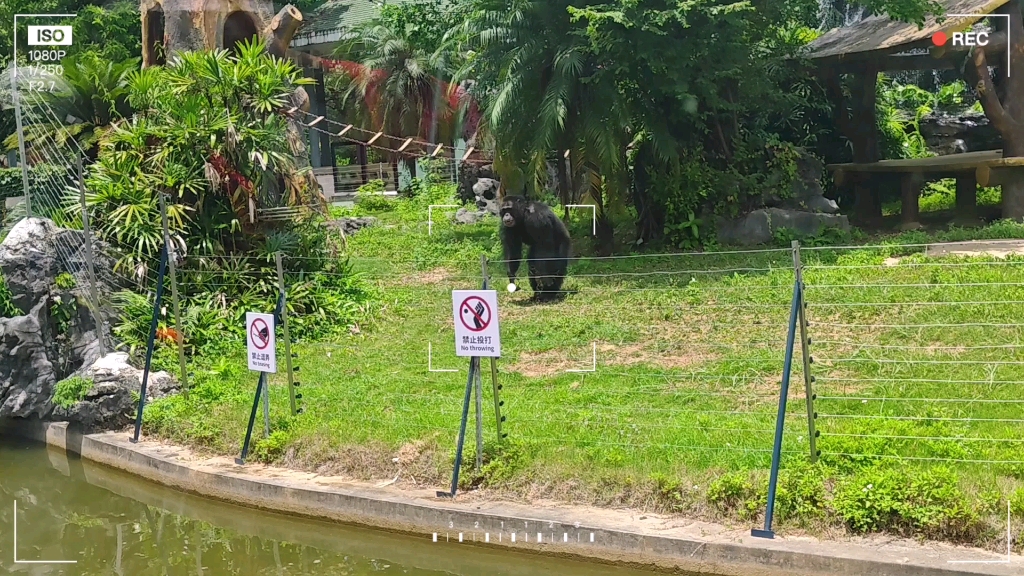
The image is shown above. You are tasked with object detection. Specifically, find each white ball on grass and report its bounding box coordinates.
[507,283,517,293]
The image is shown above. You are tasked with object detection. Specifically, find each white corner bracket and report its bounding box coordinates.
[428,342,458,372]
[427,205,460,235]
[566,342,597,373]
[13,501,77,564]
[565,205,597,236]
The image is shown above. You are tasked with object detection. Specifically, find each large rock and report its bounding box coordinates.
[0,217,126,429]
[919,111,1002,155]
[762,149,839,214]
[472,178,500,215]
[0,218,61,313]
[51,352,179,430]
[0,301,57,419]
[717,208,850,246]
[325,217,377,237]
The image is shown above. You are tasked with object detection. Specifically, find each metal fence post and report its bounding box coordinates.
[792,240,819,463]
[481,256,505,441]
[77,152,105,356]
[158,192,189,397]
[130,247,169,443]
[276,252,298,416]
[751,275,802,539]
[474,255,487,472]
[11,68,31,218]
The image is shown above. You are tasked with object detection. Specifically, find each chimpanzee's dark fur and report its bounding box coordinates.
[500,196,571,301]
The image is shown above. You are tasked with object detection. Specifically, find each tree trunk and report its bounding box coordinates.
[266,5,303,59]
[630,146,662,244]
[967,0,1024,220]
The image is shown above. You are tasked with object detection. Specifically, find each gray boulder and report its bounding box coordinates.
[453,207,493,225]
[0,217,127,430]
[0,301,57,419]
[919,111,1001,155]
[717,208,850,246]
[51,352,179,430]
[472,178,501,215]
[0,218,61,313]
[762,150,839,214]
[326,216,377,237]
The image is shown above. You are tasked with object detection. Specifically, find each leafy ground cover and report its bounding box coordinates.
[139,183,1024,549]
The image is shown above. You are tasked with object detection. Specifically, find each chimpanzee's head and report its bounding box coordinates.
[500,196,528,228]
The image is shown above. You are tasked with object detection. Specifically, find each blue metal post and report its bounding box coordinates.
[130,247,169,443]
[751,279,802,539]
[237,294,288,465]
[437,357,477,498]
[236,371,267,465]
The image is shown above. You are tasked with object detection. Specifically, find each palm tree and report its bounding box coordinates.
[4,53,137,159]
[453,0,633,252]
[329,21,460,182]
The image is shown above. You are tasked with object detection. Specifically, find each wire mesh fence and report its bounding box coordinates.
[7,55,1024,495]
[801,243,1024,467]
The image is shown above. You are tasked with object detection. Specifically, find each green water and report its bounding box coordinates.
[0,437,678,575]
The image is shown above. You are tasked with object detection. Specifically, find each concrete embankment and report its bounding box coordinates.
[5,420,1020,576]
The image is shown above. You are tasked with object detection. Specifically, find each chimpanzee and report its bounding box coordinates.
[500,196,571,301]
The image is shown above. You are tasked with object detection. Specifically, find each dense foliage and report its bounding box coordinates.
[327,0,944,250]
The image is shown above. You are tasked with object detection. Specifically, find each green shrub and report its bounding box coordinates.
[0,276,18,318]
[708,471,755,511]
[54,272,77,290]
[833,466,980,539]
[356,180,396,212]
[1010,487,1024,517]
[251,430,291,463]
[52,376,93,409]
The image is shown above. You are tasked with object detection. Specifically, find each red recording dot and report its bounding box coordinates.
[932,31,948,46]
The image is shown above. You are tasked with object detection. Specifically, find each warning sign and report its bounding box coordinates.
[246,312,277,373]
[452,290,501,357]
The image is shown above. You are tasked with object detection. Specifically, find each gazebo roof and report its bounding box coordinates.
[803,0,1009,62]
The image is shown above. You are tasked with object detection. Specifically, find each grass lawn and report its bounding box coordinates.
[144,186,1024,548]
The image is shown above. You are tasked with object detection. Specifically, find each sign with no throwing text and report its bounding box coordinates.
[452,290,501,357]
[246,312,277,373]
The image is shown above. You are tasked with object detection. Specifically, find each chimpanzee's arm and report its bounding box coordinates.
[502,228,523,281]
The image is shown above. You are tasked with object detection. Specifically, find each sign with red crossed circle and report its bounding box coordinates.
[246,312,277,373]
[452,290,501,358]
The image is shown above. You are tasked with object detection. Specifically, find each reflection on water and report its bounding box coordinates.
[0,437,676,575]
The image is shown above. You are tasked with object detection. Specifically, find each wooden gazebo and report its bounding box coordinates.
[803,0,1024,228]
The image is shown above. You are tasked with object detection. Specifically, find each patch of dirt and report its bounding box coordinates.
[281,434,447,487]
[509,341,715,377]
[393,268,453,287]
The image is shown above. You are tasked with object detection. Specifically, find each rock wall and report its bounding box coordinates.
[0,218,175,430]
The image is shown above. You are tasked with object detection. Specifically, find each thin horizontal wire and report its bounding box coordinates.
[820,414,1024,423]
[489,247,791,264]
[539,267,777,278]
[801,239,1024,251]
[807,282,1024,289]
[807,300,1024,307]
[815,321,1024,329]
[818,376,1024,385]
[805,260,1024,269]
[509,418,782,436]
[821,452,1024,465]
[526,438,781,453]
[815,341,1024,350]
[819,357,1024,366]
[822,432,1024,443]
[819,396,1024,404]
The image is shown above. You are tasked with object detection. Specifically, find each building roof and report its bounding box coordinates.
[803,0,1009,62]
[292,0,383,49]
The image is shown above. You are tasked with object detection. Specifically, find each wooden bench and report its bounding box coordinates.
[827,150,1024,229]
